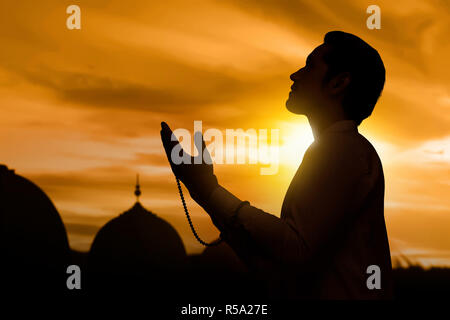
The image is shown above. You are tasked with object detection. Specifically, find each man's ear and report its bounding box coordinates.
[329,72,351,95]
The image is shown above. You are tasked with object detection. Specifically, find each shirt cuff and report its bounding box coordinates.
[205,185,245,228]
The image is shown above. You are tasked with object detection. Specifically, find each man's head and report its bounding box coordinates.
[286,31,385,125]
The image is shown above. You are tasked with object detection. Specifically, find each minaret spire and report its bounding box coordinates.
[134,173,141,202]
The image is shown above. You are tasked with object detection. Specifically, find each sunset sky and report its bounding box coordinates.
[1,0,449,267]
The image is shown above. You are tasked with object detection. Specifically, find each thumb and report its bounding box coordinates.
[160,122,184,177]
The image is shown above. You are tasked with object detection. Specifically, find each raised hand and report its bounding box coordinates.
[160,121,219,205]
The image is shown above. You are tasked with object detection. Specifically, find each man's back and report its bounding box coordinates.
[280,121,393,299]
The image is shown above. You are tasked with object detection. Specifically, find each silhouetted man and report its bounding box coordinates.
[161,31,393,299]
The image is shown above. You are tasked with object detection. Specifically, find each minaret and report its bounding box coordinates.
[134,173,141,202]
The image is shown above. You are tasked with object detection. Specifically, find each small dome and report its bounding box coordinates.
[88,180,187,292]
[89,201,186,272]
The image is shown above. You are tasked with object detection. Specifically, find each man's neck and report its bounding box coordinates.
[307,106,349,139]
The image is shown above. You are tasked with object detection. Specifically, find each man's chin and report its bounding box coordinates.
[286,98,304,115]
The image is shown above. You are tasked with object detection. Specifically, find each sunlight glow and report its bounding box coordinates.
[278,120,315,169]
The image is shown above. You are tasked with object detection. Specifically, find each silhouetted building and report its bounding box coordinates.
[199,239,247,272]
[88,175,187,295]
[0,164,70,292]
[181,239,264,299]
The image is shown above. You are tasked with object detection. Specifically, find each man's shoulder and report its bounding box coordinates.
[317,129,378,155]
[307,130,383,173]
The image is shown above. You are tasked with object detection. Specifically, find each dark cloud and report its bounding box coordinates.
[65,222,101,236]
[27,164,177,202]
[366,92,450,144]
[387,208,450,253]
[15,67,254,112]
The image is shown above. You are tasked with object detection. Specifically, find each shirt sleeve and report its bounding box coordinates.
[204,185,308,268]
[202,138,379,268]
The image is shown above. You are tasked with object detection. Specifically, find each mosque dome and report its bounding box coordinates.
[0,164,70,291]
[88,175,187,292]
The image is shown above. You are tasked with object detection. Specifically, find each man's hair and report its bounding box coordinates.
[322,31,385,125]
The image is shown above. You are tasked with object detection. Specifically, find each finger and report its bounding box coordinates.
[194,131,213,164]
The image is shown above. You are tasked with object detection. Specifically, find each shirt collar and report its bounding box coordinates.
[316,120,358,140]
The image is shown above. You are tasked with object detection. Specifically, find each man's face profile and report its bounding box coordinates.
[286,43,330,115]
